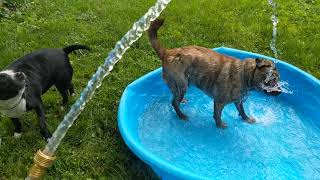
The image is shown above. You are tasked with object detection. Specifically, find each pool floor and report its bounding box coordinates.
[138,86,320,179]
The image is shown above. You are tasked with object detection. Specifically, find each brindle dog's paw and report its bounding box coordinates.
[216,121,228,129]
[245,116,256,124]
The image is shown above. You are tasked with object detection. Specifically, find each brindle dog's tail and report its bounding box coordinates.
[148,18,166,60]
[63,44,91,55]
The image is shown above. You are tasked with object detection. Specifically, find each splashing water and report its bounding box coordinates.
[277,81,293,94]
[268,0,278,60]
[41,0,172,156]
[262,81,293,94]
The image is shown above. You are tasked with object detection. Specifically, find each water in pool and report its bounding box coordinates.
[138,86,320,179]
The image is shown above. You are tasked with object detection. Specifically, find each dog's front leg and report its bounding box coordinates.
[34,100,52,141]
[234,101,255,123]
[10,118,22,138]
[214,102,227,128]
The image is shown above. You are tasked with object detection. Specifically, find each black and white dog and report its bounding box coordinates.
[0,45,90,141]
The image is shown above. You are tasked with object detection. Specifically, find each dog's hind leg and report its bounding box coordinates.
[166,74,188,120]
[69,83,75,96]
[56,79,71,106]
[57,87,69,106]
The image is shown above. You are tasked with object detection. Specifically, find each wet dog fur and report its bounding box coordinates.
[148,19,281,128]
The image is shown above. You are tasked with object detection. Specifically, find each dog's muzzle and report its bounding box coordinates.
[263,80,282,96]
[265,89,281,96]
[15,72,26,81]
[15,72,27,87]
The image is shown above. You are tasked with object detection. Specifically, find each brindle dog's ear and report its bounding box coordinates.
[255,58,270,68]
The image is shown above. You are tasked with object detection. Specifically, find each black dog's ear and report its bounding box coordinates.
[255,58,270,68]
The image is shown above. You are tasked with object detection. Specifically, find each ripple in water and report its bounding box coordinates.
[138,87,320,179]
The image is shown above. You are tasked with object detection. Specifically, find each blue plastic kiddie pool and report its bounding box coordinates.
[118,47,320,179]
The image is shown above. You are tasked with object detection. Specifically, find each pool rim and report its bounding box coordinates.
[118,47,320,179]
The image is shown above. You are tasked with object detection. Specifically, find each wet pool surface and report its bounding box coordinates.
[138,86,320,179]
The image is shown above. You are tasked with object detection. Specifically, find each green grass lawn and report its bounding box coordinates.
[0,0,319,179]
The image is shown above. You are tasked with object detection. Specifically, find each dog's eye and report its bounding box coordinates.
[260,65,271,69]
[15,72,25,80]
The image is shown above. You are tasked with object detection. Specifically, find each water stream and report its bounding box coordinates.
[42,0,172,156]
[268,0,279,60]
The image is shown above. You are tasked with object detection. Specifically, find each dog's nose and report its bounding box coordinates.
[15,72,26,81]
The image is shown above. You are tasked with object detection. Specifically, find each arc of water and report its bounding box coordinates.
[27,0,171,179]
[268,0,278,59]
[43,0,171,156]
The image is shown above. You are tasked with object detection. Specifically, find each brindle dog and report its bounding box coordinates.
[148,18,281,128]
